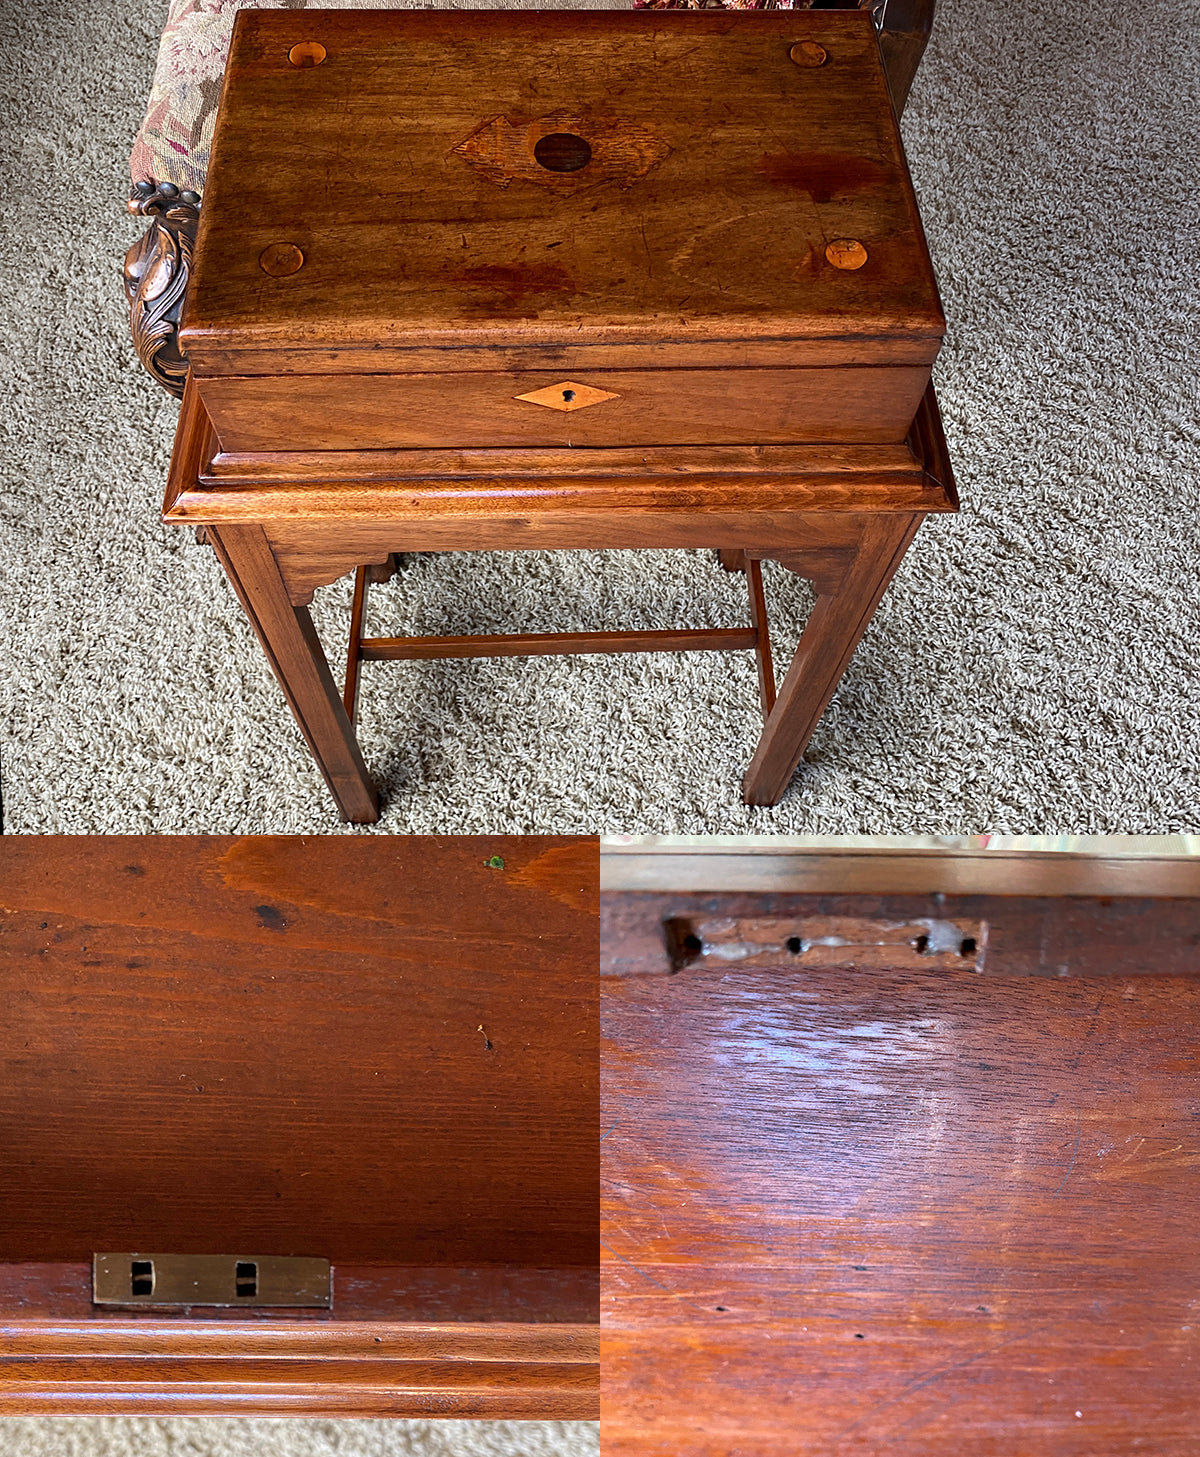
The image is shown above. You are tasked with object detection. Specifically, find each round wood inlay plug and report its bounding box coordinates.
[259,243,305,276]
[288,41,326,67]
[825,238,868,270]
[790,41,827,67]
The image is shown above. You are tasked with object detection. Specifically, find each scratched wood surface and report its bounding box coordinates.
[183,10,941,367]
[0,836,598,1268]
[602,913,1200,1453]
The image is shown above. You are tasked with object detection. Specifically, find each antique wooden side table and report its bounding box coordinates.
[0,836,598,1415]
[167,9,955,822]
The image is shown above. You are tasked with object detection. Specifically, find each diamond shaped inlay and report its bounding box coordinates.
[515,381,621,413]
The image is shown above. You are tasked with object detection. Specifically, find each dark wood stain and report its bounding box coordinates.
[0,836,599,1269]
[757,151,890,204]
[454,262,576,305]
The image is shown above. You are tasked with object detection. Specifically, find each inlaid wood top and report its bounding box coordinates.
[182,10,943,369]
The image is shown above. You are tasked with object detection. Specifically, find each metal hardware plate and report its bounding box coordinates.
[92,1253,332,1308]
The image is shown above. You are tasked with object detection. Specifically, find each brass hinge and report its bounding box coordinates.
[92,1253,332,1308]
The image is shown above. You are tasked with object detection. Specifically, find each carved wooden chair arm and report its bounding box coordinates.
[124,180,200,399]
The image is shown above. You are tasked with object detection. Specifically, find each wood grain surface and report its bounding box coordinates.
[0,1262,596,1326]
[0,836,598,1266]
[182,10,942,367]
[0,1308,597,1417]
[601,845,1200,898]
[0,836,599,1415]
[195,365,930,453]
[601,904,1200,1453]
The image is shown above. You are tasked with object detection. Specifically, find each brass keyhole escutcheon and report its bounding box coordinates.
[533,132,593,173]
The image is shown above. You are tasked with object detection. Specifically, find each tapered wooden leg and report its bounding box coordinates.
[716,549,746,573]
[742,513,922,806]
[208,524,380,824]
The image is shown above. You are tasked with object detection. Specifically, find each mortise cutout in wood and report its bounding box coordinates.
[288,41,326,67]
[533,132,592,173]
[664,914,988,972]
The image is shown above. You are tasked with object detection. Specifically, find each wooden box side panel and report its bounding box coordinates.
[195,366,932,453]
[0,1293,599,1417]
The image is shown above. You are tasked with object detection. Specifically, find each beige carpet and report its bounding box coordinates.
[1,0,1198,834]
[0,1419,597,1456]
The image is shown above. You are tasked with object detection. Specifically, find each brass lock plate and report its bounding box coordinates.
[92,1253,332,1308]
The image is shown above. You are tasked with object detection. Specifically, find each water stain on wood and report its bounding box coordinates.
[454,261,576,305]
[758,151,889,203]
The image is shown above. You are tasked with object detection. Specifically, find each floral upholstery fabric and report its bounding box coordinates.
[131,0,879,195]
[131,0,402,194]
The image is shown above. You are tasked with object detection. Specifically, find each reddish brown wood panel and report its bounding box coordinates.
[0,836,598,1268]
[601,954,1200,1453]
[603,890,1200,979]
[183,11,941,369]
[0,1262,597,1326]
[196,366,930,452]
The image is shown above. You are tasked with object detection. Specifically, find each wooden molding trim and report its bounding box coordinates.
[599,846,1200,898]
[0,1317,598,1417]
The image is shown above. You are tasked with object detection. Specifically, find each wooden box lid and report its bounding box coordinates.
[181,9,944,374]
